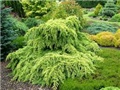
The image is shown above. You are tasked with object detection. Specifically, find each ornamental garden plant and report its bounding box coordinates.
[6,16,103,90]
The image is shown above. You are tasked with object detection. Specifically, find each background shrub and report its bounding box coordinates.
[101,0,118,17]
[22,18,44,29]
[1,5,17,60]
[9,16,28,35]
[94,3,103,16]
[110,14,120,22]
[1,4,28,61]
[116,0,120,13]
[86,22,118,34]
[98,35,116,46]
[52,0,85,27]
[20,0,56,19]
[96,32,116,46]
[76,0,106,8]
[3,0,25,17]
[100,86,120,90]
[90,31,120,47]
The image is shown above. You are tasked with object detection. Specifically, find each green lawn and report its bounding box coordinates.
[59,47,120,90]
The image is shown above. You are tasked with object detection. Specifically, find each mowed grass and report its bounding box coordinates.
[59,47,120,90]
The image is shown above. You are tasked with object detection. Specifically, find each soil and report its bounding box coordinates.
[0,61,50,90]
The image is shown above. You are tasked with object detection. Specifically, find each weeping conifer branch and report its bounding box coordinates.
[6,16,103,90]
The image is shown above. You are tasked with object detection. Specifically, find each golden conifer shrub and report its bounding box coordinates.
[6,16,103,90]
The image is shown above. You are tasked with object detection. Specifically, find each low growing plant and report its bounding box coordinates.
[86,22,118,34]
[90,31,120,47]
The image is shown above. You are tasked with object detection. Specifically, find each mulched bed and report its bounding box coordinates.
[0,61,50,90]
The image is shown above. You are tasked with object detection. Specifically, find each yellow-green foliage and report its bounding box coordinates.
[20,0,56,19]
[96,31,113,37]
[96,32,116,46]
[116,29,120,33]
[115,32,120,39]
[90,31,120,47]
[98,34,116,46]
[6,16,102,90]
[94,3,103,16]
[115,39,120,47]
[89,35,99,42]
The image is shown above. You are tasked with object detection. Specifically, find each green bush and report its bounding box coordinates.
[12,36,25,49]
[9,16,28,35]
[110,14,120,22]
[22,18,44,28]
[90,31,120,47]
[1,4,28,61]
[52,0,85,27]
[1,5,17,60]
[76,0,106,8]
[3,0,25,17]
[6,16,102,90]
[100,86,120,90]
[94,3,103,16]
[116,0,120,13]
[20,0,56,19]
[86,22,118,34]
[101,0,118,17]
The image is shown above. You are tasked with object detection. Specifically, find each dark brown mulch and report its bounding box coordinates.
[0,61,50,90]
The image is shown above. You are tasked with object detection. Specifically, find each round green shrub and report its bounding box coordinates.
[6,16,102,90]
[110,14,120,22]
